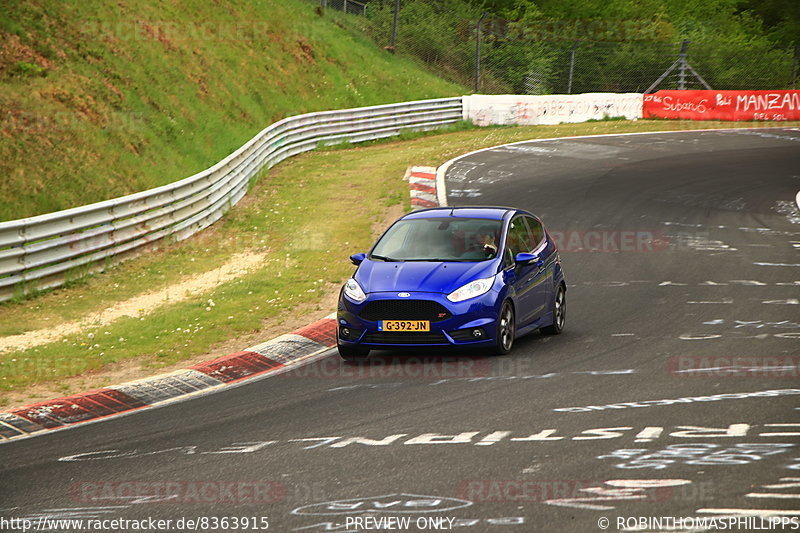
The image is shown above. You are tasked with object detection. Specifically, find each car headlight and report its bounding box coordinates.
[343,278,367,303]
[447,276,495,303]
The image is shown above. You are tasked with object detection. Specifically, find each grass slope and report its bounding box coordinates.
[0,0,463,221]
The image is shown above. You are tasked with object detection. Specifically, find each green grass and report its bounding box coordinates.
[585,115,630,122]
[0,0,464,221]
[3,118,799,400]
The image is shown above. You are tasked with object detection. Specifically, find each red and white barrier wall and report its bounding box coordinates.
[463,93,644,126]
[644,90,800,121]
[464,91,800,126]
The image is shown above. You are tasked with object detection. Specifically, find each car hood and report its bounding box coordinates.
[355,259,499,294]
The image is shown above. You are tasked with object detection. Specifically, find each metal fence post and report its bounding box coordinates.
[646,39,709,93]
[343,0,347,14]
[474,12,488,93]
[391,0,399,50]
[567,41,579,94]
[678,39,688,90]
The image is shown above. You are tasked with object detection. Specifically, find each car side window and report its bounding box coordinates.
[503,246,514,269]
[506,217,533,257]
[524,216,545,249]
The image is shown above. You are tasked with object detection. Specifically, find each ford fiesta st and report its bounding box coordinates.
[336,207,566,360]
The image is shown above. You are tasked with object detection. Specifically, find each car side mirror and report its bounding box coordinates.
[515,252,542,266]
[350,252,367,266]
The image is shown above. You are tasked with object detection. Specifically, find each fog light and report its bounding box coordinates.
[472,328,485,338]
[339,326,362,341]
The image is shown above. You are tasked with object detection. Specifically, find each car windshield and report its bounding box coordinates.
[370,217,503,262]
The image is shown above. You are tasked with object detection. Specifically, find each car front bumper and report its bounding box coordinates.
[336,290,502,349]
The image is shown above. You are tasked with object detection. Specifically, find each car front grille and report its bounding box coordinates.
[359,299,451,322]
[363,332,449,345]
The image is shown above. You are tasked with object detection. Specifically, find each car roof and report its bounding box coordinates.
[402,206,523,221]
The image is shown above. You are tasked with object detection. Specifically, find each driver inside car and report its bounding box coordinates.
[461,226,498,259]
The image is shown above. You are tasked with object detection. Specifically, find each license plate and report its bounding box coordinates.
[379,320,430,332]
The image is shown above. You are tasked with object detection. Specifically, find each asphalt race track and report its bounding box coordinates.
[2,128,799,533]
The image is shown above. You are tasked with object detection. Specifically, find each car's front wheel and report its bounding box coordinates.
[337,342,370,361]
[541,283,566,335]
[494,300,515,355]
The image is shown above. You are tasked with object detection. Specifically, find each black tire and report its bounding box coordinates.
[541,283,566,335]
[494,300,516,355]
[337,342,370,361]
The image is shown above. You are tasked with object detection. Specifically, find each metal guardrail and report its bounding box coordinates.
[0,97,463,301]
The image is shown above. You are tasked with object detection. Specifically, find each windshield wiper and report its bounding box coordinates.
[370,254,403,262]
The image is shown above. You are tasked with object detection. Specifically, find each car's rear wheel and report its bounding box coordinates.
[494,301,515,355]
[337,341,370,361]
[541,284,566,335]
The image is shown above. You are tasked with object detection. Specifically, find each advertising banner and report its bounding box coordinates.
[643,90,800,121]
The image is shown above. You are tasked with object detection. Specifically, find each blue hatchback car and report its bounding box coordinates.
[336,206,566,360]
